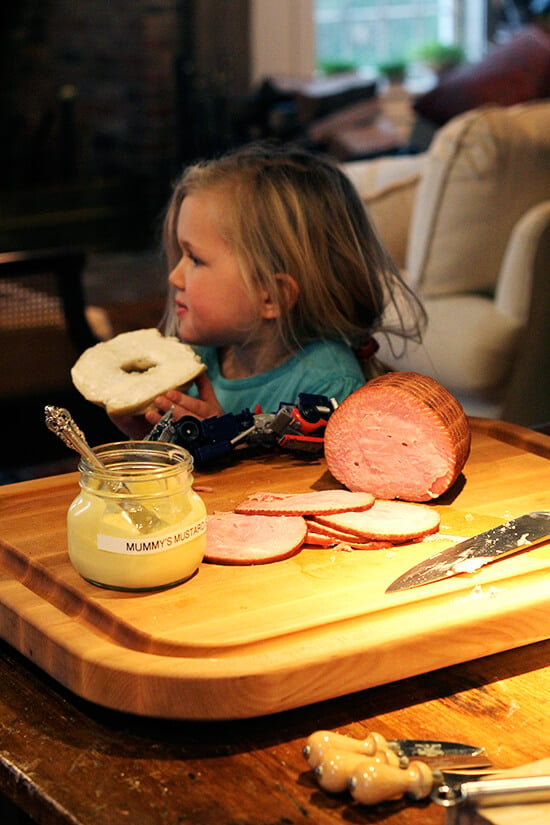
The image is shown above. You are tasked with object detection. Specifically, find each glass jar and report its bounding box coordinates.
[67,441,207,591]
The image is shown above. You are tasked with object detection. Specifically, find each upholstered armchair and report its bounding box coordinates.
[343,100,550,428]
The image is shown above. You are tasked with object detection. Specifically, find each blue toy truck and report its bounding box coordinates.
[146,393,337,465]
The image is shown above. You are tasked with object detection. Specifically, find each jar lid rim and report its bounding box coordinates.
[79,440,194,476]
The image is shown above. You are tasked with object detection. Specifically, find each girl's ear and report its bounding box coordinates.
[260,273,300,319]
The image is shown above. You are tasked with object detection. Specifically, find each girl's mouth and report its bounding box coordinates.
[175,301,188,317]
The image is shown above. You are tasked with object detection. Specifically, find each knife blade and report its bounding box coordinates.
[386,510,550,593]
[392,739,488,765]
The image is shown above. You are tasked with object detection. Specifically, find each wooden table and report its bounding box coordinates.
[1,418,550,825]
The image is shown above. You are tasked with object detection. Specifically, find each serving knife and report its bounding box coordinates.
[386,511,550,593]
[303,730,488,769]
[348,759,550,807]
[304,730,490,794]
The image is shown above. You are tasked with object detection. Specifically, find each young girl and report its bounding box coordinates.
[115,142,424,437]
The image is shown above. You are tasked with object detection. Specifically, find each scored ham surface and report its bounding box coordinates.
[324,372,471,502]
[205,513,307,565]
[313,499,440,541]
[234,490,374,516]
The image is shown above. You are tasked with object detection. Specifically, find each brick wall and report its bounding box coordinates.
[1,0,251,188]
[0,0,250,251]
[49,0,180,182]
[1,0,180,187]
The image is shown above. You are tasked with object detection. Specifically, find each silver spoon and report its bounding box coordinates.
[44,406,160,532]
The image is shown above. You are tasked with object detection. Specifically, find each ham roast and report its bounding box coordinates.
[324,372,471,502]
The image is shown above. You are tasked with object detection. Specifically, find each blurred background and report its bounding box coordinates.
[0,0,536,254]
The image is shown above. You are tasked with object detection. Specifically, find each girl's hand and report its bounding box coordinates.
[145,373,224,426]
[108,412,152,440]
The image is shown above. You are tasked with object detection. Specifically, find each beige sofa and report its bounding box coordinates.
[343,100,550,428]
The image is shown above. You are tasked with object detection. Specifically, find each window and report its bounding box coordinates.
[315,0,487,75]
[250,1,488,88]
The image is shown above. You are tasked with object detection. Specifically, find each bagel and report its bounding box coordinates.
[71,328,206,416]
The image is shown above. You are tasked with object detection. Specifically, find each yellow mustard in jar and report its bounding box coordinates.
[67,441,206,591]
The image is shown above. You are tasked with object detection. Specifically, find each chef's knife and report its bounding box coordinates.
[387,510,550,593]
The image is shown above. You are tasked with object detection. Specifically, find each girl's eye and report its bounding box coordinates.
[185,250,202,267]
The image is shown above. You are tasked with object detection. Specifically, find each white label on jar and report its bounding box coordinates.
[97,517,207,555]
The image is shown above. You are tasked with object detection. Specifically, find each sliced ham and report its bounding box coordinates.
[305,530,395,551]
[313,499,440,542]
[343,539,396,551]
[234,489,375,516]
[305,515,404,550]
[205,513,307,565]
[305,530,338,547]
[305,519,387,543]
[324,372,471,502]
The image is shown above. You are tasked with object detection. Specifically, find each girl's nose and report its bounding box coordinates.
[169,257,187,288]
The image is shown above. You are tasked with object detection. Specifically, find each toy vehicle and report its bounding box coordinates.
[146,393,337,465]
[271,393,336,454]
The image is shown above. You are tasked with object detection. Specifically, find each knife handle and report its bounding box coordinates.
[314,747,402,793]
[303,730,391,768]
[349,759,434,805]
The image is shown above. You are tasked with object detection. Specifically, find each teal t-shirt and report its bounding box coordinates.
[191,340,365,414]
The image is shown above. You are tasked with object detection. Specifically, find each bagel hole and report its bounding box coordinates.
[121,357,157,374]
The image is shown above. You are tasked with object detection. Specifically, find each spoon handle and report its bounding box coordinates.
[44,406,102,468]
[44,406,160,532]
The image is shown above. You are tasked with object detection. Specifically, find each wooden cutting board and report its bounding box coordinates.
[0,418,549,720]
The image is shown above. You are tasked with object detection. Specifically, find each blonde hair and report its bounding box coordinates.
[161,142,425,355]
